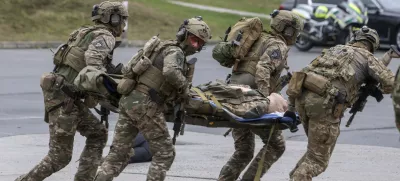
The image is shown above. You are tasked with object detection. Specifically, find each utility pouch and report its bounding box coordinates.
[333,103,345,119]
[132,56,152,76]
[286,72,306,98]
[117,78,137,95]
[303,72,329,96]
[53,43,68,65]
[40,72,57,91]
[84,95,98,108]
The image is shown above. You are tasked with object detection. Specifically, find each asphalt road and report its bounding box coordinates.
[1,45,399,149]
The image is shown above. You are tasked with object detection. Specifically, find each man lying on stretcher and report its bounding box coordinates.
[71,68,299,132]
[167,80,300,132]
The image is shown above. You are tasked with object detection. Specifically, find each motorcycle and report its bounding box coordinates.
[292,0,368,52]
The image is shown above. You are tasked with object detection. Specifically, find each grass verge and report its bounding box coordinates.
[0,0,281,41]
[178,0,283,15]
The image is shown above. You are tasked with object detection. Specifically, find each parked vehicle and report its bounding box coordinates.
[292,0,368,51]
[279,0,343,11]
[361,0,400,48]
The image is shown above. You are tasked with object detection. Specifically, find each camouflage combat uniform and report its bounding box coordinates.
[15,2,128,181]
[94,17,211,181]
[287,27,395,181]
[218,10,303,181]
[392,67,400,132]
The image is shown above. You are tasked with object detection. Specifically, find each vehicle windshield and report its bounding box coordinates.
[359,0,378,8]
[377,0,400,11]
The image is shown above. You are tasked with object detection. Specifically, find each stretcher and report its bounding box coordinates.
[168,98,301,133]
[97,75,301,132]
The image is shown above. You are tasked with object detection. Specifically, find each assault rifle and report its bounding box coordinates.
[346,80,384,127]
[273,71,292,93]
[172,57,197,145]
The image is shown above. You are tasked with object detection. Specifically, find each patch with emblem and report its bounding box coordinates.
[91,38,108,50]
[269,49,281,60]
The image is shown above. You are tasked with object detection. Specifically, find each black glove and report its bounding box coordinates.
[283,110,299,133]
[106,63,123,75]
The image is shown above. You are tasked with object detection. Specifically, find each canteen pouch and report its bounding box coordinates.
[132,56,152,76]
[53,43,68,65]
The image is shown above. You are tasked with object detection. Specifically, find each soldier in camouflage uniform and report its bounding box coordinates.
[287,26,398,181]
[392,56,400,133]
[93,17,211,181]
[186,80,290,119]
[15,1,128,181]
[218,10,304,181]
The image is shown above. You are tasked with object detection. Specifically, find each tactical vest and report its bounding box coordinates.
[123,37,190,100]
[230,32,288,91]
[303,45,359,104]
[53,25,112,74]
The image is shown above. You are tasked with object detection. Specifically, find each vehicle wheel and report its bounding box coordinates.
[295,35,313,52]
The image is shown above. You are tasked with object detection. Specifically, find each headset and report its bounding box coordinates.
[176,19,189,42]
[91,4,121,27]
[110,7,121,27]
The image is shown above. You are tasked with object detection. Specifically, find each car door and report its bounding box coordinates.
[361,0,390,41]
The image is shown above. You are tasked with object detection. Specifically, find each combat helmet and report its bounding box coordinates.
[269,9,304,45]
[91,1,129,36]
[176,16,212,43]
[176,16,212,55]
[350,26,380,52]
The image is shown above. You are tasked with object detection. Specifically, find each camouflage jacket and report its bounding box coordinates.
[232,31,290,96]
[289,44,394,107]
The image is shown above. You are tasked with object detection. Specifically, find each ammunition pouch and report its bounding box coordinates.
[117,78,137,95]
[63,46,86,72]
[53,43,68,65]
[303,72,330,96]
[232,57,259,75]
[137,65,175,98]
[54,44,86,73]
[286,72,306,98]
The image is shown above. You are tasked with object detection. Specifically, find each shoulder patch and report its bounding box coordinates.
[269,49,281,60]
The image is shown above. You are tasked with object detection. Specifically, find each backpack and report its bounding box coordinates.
[212,17,263,67]
[121,35,162,79]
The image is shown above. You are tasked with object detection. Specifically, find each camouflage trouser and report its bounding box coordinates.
[16,88,108,181]
[94,90,175,181]
[289,91,341,181]
[218,128,285,181]
[392,67,400,133]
